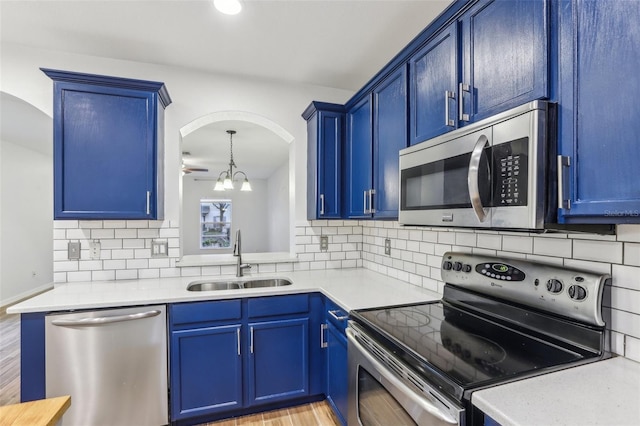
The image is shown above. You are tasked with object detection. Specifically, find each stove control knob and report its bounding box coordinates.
[568,285,587,300]
[546,279,563,293]
[453,262,463,271]
[443,261,453,270]
[463,264,472,273]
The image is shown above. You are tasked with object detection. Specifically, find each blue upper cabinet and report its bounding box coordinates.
[42,69,171,220]
[372,66,409,218]
[346,66,408,219]
[460,0,548,123]
[557,0,640,224]
[303,102,344,219]
[409,0,548,145]
[409,23,458,144]
[345,96,373,218]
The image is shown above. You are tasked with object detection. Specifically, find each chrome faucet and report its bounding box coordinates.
[233,229,251,277]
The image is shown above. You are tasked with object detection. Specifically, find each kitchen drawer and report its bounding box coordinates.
[247,294,309,318]
[326,298,348,331]
[171,300,241,325]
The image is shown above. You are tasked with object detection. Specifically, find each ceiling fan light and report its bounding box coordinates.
[213,0,242,15]
[240,178,252,192]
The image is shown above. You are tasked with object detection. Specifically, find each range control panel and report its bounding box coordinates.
[441,251,609,327]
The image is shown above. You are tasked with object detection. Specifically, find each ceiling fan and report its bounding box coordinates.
[182,151,208,174]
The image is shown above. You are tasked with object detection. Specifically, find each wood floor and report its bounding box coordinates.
[0,310,341,426]
[0,311,20,406]
[202,401,341,426]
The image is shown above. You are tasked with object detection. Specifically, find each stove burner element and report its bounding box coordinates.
[375,308,431,328]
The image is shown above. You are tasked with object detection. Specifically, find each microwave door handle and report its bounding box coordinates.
[468,134,489,223]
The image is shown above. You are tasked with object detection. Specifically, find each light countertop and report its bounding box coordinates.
[473,355,640,426]
[6,268,441,314]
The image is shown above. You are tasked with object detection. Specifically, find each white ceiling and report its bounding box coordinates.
[1,0,452,179]
[0,0,451,91]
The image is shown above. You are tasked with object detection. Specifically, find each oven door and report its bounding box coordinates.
[347,326,464,426]
[399,128,493,228]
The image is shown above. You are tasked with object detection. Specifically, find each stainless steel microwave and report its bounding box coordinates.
[399,100,556,229]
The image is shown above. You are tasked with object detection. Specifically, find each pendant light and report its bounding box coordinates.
[214,130,252,192]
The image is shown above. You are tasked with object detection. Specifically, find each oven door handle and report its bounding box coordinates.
[347,328,459,425]
[468,134,490,223]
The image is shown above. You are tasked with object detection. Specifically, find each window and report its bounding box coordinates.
[200,199,232,249]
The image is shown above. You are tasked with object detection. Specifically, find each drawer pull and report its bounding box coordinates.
[328,309,349,321]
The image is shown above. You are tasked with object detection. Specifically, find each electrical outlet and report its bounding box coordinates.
[68,241,81,260]
[320,235,329,251]
[151,239,169,258]
[384,238,391,256]
[89,240,101,260]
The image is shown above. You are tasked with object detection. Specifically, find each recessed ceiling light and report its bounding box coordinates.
[213,0,242,15]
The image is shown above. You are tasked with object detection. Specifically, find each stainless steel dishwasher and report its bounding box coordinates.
[45,305,168,425]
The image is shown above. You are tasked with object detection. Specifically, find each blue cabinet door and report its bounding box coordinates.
[409,23,458,145]
[557,0,640,223]
[373,66,408,218]
[326,322,347,426]
[303,102,344,219]
[345,96,373,218]
[247,318,309,406]
[42,69,170,220]
[170,324,243,420]
[460,0,548,123]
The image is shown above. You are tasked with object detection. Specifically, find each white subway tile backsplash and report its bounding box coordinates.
[624,243,640,266]
[573,240,623,264]
[116,269,138,280]
[114,229,137,239]
[54,220,79,229]
[610,309,640,339]
[610,287,640,315]
[502,235,533,254]
[612,265,640,290]
[617,225,640,242]
[92,270,115,281]
[533,237,572,258]
[67,271,92,282]
[477,233,502,250]
[51,217,640,362]
[455,232,477,247]
[625,336,640,363]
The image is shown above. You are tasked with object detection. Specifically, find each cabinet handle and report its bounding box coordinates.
[328,309,349,321]
[319,193,325,216]
[458,83,470,122]
[250,326,254,354]
[321,323,328,348]
[363,190,369,215]
[445,90,455,127]
[369,189,375,214]
[557,155,571,210]
[237,327,241,356]
[146,191,151,215]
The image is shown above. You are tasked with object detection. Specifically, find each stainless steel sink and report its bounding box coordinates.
[186,278,292,292]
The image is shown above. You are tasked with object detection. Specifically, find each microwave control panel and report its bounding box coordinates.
[492,137,528,207]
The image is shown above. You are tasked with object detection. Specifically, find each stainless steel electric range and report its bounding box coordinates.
[347,252,610,426]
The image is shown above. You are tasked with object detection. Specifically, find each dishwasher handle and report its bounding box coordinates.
[51,309,162,327]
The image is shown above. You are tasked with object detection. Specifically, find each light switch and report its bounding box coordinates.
[68,241,81,260]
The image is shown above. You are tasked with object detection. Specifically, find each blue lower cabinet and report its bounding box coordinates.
[169,295,323,424]
[248,318,310,405]
[326,322,347,425]
[170,325,243,420]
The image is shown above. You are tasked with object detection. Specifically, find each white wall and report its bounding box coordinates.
[267,162,290,252]
[0,93,54,306]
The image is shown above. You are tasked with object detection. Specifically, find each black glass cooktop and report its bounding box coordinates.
[351,301,587,390]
